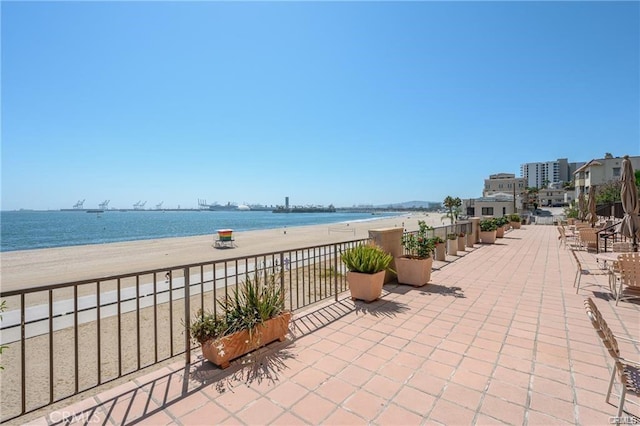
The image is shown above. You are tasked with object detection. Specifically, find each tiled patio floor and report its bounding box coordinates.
[26,225,640,425]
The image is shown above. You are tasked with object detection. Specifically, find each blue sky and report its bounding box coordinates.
[2,1,639,210]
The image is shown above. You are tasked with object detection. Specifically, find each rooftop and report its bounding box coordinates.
[25,225,640,425]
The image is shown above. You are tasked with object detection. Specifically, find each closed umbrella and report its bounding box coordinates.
[619,155,640,251]
[586,185,597,227]
[578,192,586,221]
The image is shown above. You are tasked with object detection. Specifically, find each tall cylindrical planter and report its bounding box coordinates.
[435,243,446,261]
[457,235,466,251]
[447,238,457,256]
[496,227,505,238]
[466,233,474,247]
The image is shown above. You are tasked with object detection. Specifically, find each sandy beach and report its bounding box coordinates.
[0,212,449,293]
[0,212,454,423]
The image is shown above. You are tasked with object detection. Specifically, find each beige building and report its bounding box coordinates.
[538,188,574,207]
[574,154,640,198]
[483,173,527,197]
[464,193,517,218]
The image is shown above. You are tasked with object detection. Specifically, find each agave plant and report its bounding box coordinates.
[341,243,394,274]
[190,272,285,343]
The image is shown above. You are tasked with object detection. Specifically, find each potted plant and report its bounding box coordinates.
[190,273,291,369]
[479,218,498,244]
[495,217,509,238]
[508,214,522,229]
[397,220,435,286]
[431,236,446,261]
[457,231,466,251]
[342,243,394,301]
[446,233,458,256]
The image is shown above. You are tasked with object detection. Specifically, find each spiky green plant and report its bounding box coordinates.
[341,244,394,274]
[189,273,285,343]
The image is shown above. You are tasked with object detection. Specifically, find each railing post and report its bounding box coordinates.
[184,267,191,365]
[334,244,339,301]
[280,252,285,310]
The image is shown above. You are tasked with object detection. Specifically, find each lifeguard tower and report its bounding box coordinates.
[214,229,235,248]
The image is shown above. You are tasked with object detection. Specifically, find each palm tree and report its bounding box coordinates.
[525,187,539,212]
[442,196,462,224]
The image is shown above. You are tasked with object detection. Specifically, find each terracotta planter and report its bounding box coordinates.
[395,256,433,286]
[510,221,521,229]
[457,236,466,251]
[479,230,497,244]
[201,312,291,369]
[496,227,505,238]
[434,243,446,261]
[447,238,457,256]
[347,270,385,302]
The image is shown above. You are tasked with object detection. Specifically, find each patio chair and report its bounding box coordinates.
[584,298,640,423]
[607,244,632,293]
[578,228,599,252]
[616,252,640,306]
[571,249,613,294]
[558,226,578,249]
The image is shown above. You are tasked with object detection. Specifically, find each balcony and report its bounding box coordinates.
[5,224,640,425]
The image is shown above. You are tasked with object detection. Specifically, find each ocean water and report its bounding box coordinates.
[0,210,399,252]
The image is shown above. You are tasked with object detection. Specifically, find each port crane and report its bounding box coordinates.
[156,201,163,210]
[133,201,147,210]
[98,200,110,210]
[73,199,85,209]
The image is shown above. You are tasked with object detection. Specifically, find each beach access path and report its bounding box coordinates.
[0,213,442,292]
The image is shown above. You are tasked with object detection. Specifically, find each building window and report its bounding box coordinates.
[613,167,621,178]
[482,207,494,216]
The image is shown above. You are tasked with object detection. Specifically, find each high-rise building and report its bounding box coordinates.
[520,158,585,188]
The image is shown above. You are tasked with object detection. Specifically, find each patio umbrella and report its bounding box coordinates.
[585,185,597,227]
[619,155,640,251]
[578,192,586,221]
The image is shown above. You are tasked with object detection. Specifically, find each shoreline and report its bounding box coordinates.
[0,213,450,293]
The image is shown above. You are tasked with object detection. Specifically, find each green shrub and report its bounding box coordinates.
[494,217,509,227]
[508,214,521,222]
[401,220,435,259]
[480,218,498,231]
[429,236,445,245]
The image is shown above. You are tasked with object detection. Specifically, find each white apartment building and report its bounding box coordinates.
[521,158,584,188]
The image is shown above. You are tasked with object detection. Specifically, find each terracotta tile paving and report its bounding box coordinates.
[22,225,640,425]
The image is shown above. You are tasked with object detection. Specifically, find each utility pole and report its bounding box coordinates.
[513,180,517,214]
